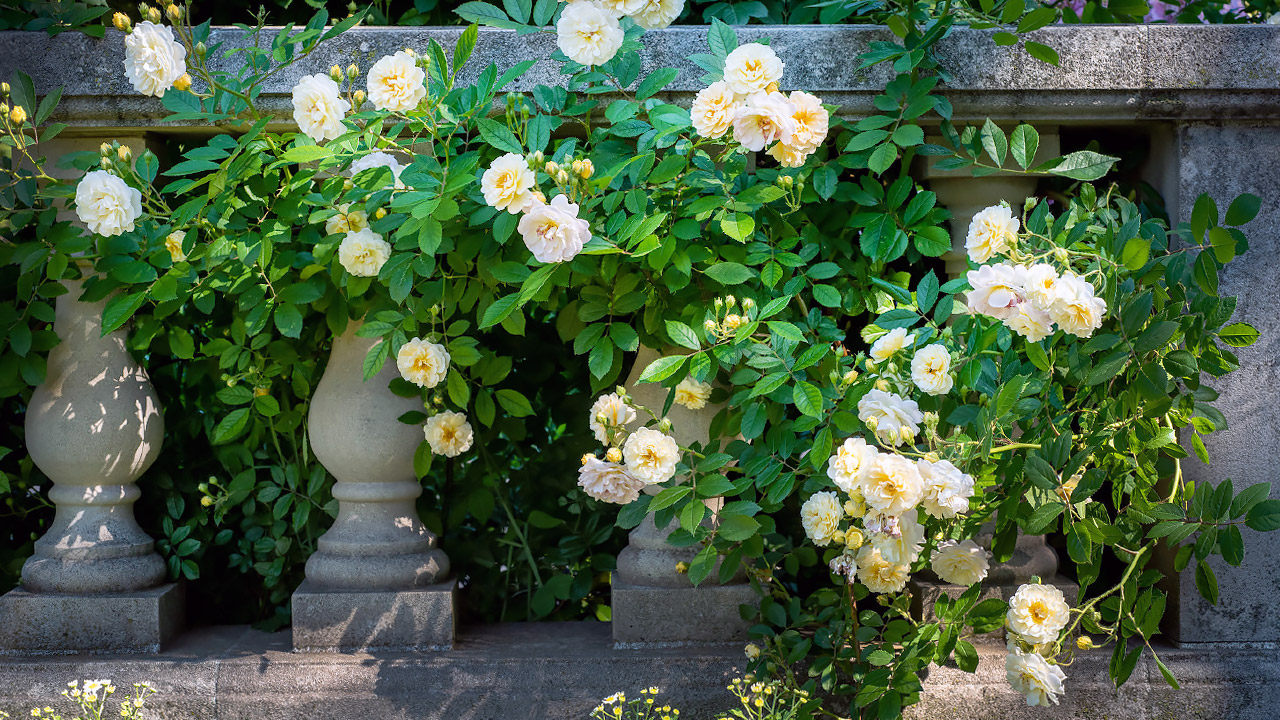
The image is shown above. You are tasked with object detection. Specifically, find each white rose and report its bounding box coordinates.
[350,151,406,189]
[765,141,809,168]
[597,0,646,15]
[674,377,713,410]
[366,50,427,113]
[857,389,924,447]
[801,491,844,547]
[1006,648,1067,707]
[723,43,784,96]
[930,539,990,586]
[1007,583,1070,646]
[424,411,473,458]
[75,170,142,237]
[292,74,350,143]
[1048,272,1107,338]
[1023,263,1059,311]
[909,344,953,396]
[826,436,878,495]
[481,153,537,214]
[622,426,681,485]
[764,90,828,167]
[630,0,684,29]
[855,545,909,595]
[325,204,369,236]
[165,231,187,263]
[337,227,391,277]
[691,81,739,140]
[870,327,915,362]
[557,1,624,67]
[732,91,797,153]
[518,194,591,263]
[872,508,924,565]
[917,457,974,519]
[578,457,646,504]
[861,453,924,517]
[966,262,1027,320]
[1005,303,1055,342]
[966,204,1019,263]
[396,337,450,388]
[589,392,636,445]
[123,21,187,97]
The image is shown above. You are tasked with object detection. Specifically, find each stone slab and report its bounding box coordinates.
[290,580,457,652]
[0,584,184,655]
[910,576,1080,644]
[611,579,758,645]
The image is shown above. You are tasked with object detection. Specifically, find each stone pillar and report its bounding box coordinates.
[912,131,1077,636]
[1168,123,1280,646]
[291,322,456,652]
[611,346,758,645]
[0,277,183,654]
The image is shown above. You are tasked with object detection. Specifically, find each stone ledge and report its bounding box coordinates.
[0,584,184,655]
[0,25,1279,132]
[0,622,1278,719]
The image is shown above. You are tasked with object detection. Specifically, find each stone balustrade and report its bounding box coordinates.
[2,23,1280,719]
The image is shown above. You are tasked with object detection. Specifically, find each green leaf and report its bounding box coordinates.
[1225,193,1261,226]
[1246,499,1280,531]
[1208,226,1236,264]
[453,23,479,71]
[1195,560,1219,605]
[719,212,755,242]
[169,327,195,359]
[480,294,521,329]
[476,118,524,154]
[110,261,157,284]
[718,514,760,542]
[454,1,523,28]
[1219,322,1260,348]
[707,18,738,58]
[1191,193,1217,242]
[916,270,939,314]
[211,408,251,445]
[704,261,754,285]
[953,640,978,673]
[1220,524,1244,566]
[1163,349,1198,379]
[495,388,534,417]
[638,354,686,383]
[648,484,692,513]
[281,144,333,163]
[793,381,823,418]
[635,68,679,100]
[1193,249,1219,296]
[274,303,303,338]
[665,320,700,350]
[1050,151,1118,181]
[1024,41,1060,67]
[1121,237,1149,270]
[980,119,1007,167]
[891,125,924,148]
[1155,655,1181,690]
[101,291,148,334]
[1009,124,1039,169]
[868,143,897,175]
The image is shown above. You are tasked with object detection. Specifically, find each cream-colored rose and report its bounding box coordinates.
[1005,303,1055,342]
[292,73,350,143]
[861,453,924,516]
[855,545,909,594]
[691,81,739,140]
[165,231,187,263]
[350,152,406,189]
[674,377,713,410]
[765,141,809,168]
[1048,272,1106,338]
[589,392,636,445]
[966,204,1019,263]
[966,262,1027,320]
[785,90,829,152]
[801,491,844,547]
[723,43,784,96]
[578,457,646,504]
[597,0,645,15]
[1007,583,1070,645]
[518,194,591,263]
[826,436,878,495]
[1023,263,1059,311]
[930,539,990,586]
[123,21,187,97]
[366,50,426,113]
[909,344,953,396]
[557,1,624,66]
[870,327,915,362]
[872,508,924,565]
[396,337,450,388]
[917,457,974,519]
[857,389,924,447]
[629,0,684,29]
[424,411,474,458]
[481,153,537,214]
[1006,648,1067,707]
[622,426,681,484]
[732,91,797,153]
[325,204,369,236]
[75,170,142,237]
[337,227,391,277]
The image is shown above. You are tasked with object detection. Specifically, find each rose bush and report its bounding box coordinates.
[1,0,1277,716]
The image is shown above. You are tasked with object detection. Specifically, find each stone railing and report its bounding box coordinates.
[1,24,1279,719]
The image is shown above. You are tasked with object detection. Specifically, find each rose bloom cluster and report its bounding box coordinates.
[394,337,474,459]
[690,43,831,168]
[480,152,594,264]
[1004,583,1072,706]
[965,204,1107,341]
[556,0,686,67]
[577,390,689,505]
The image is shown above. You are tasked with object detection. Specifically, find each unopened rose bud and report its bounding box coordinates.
[714,297,723,309]
[116,145,131,163]
[165,3,181,22]
[741,297,754,311]
[605,447,622,463]
[704,319,718,333]
[899,425,915,443]
[723,314,743,331]
[832,530,845,544]
[529,150,544,166]
[200,495,214,507]
[354,89,366,105]
[172,73,191,92]
[343,179,354,191]
[555,168,569,184]
[675,561,689,574]
[744,643,760,660]
[581,453,594,466]
[874,379,890,392]
[195,41,206,57]
[845,528,864,548]
[112,12,132,32]
[99,157,112,169]
[1076,636,1095,650]
[146,6,161,23]
[765,82,779,94]
[0,82,9,97]
[8,105,25,125]
[1053,247,1070,264]
[841,369,859,385]
[725,294,736,308]
[374,208,387,219]
[924,451,940,463]
[346,64,359,81]
[923,411,939,429]
[657,417,673,434]
[577,158,593,179]
[885,361,898,375]
[329,65,343,82]
[864,416,879,431]
[403,47,416,57]
[544,160,558,175]
[865,360,877,373]
[532,189,545,203]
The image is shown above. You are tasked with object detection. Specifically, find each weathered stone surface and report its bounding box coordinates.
[1172,123,1280,646]
[3,26,1280,130]
[0,584,184,655]
[611,580,757,645]
[291,580,457,652]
